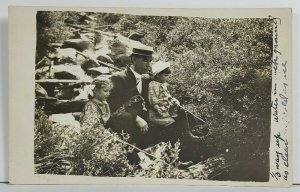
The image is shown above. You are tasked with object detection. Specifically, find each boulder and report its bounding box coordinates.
[55,84,93,101]
[86,67,110,78]
[112,54,131,68]
[96,54,114,64]
[35,83,48,97]
[62,39,94,52]
[109,34,153,66]
[47,48,79,65]
[36,65,51,80]
[128,32,144,41]
[41,99,87,114]
[36,56,52,69]
[49,113,81,132]
[80,59,99,72]
[53,64,89,80]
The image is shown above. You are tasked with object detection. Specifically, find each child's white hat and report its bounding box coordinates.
[151,61,170,76]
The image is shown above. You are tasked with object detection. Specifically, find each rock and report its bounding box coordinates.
[80,59,99,72]
[62,39,94,52]
[36,65,51,80]
[94,35,113,53]
[36,56,52,69]
[53,64,89,80]
[128,32,144,41]
[87,67,110,78]
[109,34,153,67]
[80,32,95,44]
[41,99,87,114]
[35,83,48,97]
[55,84,93,101]
[55,85,80,100]
[112,54,131,68]
[47,48,78,65]
[49,113,81,132]
[96,54,114,64]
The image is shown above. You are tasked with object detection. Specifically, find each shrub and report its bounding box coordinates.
[135,141,182,178]
[71,127,135,177]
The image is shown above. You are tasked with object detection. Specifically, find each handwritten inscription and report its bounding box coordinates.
[269,15,289,183]
[275,133,289,168]
[269,15,282,55]
[274,132,284,148]
[271,133,289,181]
[271,97,279,123]
[279,93,288,107]
[272,56,279,76]
[282,61,287,80]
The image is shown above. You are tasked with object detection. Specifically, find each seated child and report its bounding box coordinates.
[80,76,112,130]
[148,61,180,127]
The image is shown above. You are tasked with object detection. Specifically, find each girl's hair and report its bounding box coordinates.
[156,67,171,76]
[88,76,113,99]
[93,76,113,90]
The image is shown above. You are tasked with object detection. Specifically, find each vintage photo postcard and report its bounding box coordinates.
[9,7,292,186]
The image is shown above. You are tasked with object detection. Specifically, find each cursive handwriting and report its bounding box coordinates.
[272,56,279,75]
[274,132,285,148]
[273,133,289,180]
[279,93,288,107]
[284,171,289,181]
[282,61,287,80]
[275,140,289,168]
[271,98,279,123]
[269,15,290,183]
[283,139,289,168]
[283,83,288,95]
[273,83,277,95]
[269,15,282,55]
[270,171,281,180]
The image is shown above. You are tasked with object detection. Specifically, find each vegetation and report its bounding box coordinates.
[35,11,272,181]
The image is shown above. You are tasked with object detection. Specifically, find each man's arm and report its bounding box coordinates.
[107,74,125,112]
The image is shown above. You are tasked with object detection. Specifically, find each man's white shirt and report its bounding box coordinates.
[130,67,142,94]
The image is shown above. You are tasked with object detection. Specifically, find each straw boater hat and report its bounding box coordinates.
[151,61,171,77]
[130,44,154,57]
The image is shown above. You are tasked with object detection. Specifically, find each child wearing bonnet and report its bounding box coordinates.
[148,61,180,127]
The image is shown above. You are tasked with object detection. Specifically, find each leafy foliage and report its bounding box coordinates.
[34,108,187,178]
[72,127,135,177]
[119,16,272,168]
[34,107,74,174]
[136,141,182,178]
[35,12,272,180]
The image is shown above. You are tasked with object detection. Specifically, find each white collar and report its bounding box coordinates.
[130,67,142,80]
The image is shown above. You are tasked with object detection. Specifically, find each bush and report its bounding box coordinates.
[135,141,182,178]
[34,107,74,174]
[72,127,135,177]
[34,107,189,178]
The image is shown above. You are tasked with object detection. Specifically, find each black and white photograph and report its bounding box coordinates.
[34,10,273,181]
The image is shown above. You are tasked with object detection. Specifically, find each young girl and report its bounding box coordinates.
[148,61,179,127]
[80,76,113,130]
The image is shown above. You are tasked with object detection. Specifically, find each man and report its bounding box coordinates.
[107,45,154,137]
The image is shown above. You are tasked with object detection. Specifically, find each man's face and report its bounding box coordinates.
[132,55,152,75]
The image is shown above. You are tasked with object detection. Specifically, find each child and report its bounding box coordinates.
[148,61,179,127]
[80,76,113,130]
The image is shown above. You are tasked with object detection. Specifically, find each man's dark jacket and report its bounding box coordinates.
[107,66,150,113]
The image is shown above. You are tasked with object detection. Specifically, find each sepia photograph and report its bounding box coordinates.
[34,10,273,181]
[8,7,292,186]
